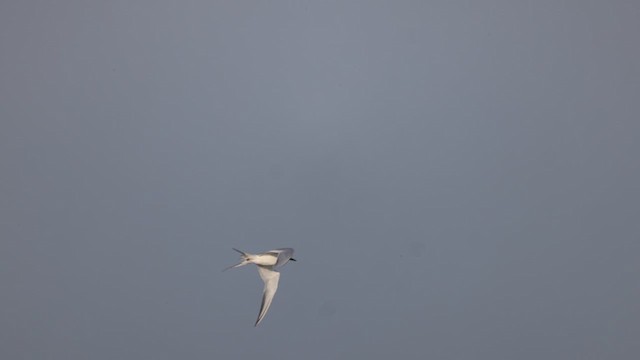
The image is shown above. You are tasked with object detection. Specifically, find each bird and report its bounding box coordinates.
[224,248,296,326]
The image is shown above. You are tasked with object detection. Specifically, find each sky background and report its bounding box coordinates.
[1,1,639,359]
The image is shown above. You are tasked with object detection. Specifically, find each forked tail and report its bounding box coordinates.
[222,248,252,271]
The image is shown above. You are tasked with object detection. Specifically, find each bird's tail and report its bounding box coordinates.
[222,248,252,271]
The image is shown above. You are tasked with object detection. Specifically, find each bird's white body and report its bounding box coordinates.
[224,248,295,326]
[246,253,279,266]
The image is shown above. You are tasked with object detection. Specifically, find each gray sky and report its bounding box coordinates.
[1,1,639,359]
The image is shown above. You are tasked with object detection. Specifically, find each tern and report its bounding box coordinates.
[224,248,296,326]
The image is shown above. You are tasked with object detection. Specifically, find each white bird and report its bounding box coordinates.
[224,248,296,326]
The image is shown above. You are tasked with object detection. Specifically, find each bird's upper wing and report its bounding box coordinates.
[255,266,280,326]
[271,248,294,268]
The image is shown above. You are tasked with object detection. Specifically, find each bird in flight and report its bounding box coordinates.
[224,248,296,326]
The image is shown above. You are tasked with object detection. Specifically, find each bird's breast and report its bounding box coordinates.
[251,254,278,266]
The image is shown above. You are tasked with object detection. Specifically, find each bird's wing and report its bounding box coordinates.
[272,248,294,268]
[255,266,280,326]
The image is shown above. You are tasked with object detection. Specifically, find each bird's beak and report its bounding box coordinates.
[290,258,297,261]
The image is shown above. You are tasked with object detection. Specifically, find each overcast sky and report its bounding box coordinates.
[1,1,639,359]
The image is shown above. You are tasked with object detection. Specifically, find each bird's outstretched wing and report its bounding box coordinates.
[271,248,295,268]
[255,266,280,326]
